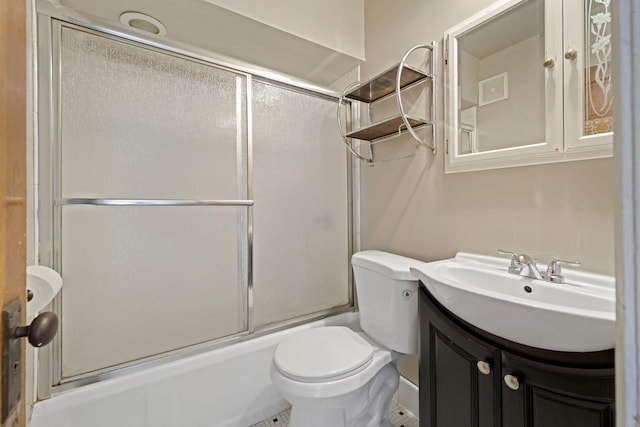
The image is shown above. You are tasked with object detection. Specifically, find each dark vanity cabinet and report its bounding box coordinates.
[501,351,615,427]
[419,287,615,427]
[419,286,501,427]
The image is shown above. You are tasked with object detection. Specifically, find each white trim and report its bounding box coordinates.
[393,376,419,420]
[26,1,40,423]
[614,1,640,426]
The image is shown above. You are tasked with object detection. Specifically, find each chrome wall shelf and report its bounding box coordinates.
[345,115,430,141]
[344,64,432,103]
[337,42,437,165]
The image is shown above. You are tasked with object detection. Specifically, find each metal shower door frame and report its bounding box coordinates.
[35,9,357,397]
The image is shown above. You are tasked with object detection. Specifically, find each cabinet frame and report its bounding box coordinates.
[444,0,613,174]
[563,0,614,158]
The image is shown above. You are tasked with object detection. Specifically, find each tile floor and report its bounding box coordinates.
[250,400,418,427]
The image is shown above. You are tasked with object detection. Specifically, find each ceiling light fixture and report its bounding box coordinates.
[119,12,167,36]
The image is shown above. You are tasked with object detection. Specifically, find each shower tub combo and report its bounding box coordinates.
[30,313,359,427]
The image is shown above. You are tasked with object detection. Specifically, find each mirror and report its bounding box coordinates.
[456,0,544,154]
[444,0,613,173]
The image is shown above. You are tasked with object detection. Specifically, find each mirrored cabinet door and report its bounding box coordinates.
[444,0,613,174]
[563,0,614,157]
[445,0,564,173]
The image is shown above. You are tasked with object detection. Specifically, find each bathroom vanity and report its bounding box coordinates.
[418,287,615,427]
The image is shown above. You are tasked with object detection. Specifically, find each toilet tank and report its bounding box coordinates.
[351,251,420,354]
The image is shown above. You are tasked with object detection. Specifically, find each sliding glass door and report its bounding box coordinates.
[252,81,350,327]
[56,27,249,378]
[39,22,352,385]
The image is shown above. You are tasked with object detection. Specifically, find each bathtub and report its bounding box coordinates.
[29,312,360,427]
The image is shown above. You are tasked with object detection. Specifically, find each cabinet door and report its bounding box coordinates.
[419,288,501,427]
[563,0,614,158]
[502,351,615,427]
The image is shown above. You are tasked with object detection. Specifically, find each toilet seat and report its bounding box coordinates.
[274,327,374,383]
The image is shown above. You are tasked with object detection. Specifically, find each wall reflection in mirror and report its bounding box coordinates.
[456,0,544,155]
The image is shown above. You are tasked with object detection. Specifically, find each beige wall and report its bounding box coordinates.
[459,49,479,107]
[476,35,545,151]
[204,0,364,59]
[362,0,615,385]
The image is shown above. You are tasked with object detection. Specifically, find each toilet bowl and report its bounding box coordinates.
[270,251,422,427]
[270,327,399,427]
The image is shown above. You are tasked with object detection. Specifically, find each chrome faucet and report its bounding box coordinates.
[498,250,543,280]
[498,250,581,283]
[541,259,582,283]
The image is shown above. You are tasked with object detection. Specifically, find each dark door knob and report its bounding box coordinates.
[14,311,59,347]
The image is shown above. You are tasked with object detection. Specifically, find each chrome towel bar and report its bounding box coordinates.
[54,198,254,207]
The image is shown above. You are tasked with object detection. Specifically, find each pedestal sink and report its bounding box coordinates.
[410,253,615,352]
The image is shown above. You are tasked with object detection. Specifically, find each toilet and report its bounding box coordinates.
[270,250,421,427]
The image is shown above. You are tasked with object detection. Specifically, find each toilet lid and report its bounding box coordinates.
[274,327,374,382]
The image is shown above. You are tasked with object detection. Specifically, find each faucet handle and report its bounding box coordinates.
[544,259,581,283]
[498,250,539,264]
[497,249,519,260]
[547,258,581,273]
[498,249,523,274]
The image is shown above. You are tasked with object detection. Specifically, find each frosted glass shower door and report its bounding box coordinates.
[252,82,350,327]
[57,27,248,378]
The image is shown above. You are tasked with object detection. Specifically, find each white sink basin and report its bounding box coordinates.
[27,266,63,319]
[410,253,615,352]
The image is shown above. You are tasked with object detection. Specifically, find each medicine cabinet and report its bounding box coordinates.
[444,0,613,173]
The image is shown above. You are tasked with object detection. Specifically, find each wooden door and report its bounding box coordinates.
[1,0,27,426]
[419,288,501,427]
[501,351,615,427]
